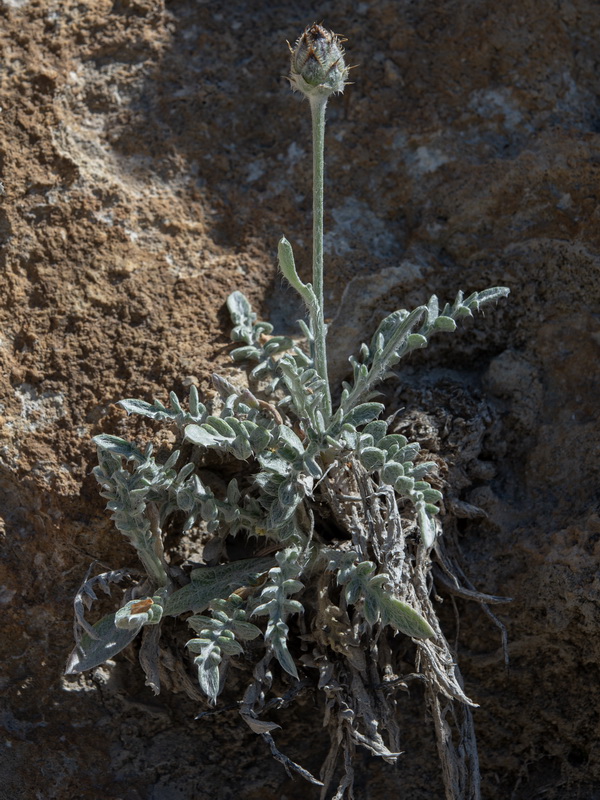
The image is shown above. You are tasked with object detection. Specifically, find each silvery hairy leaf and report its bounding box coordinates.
[417,502,438,549]
[66,612,143,674]
[333,555,435,639]
[433,315,457,332]
[266,496,298,529]
[119,386,206,427]
[231,345,261,362]
[186,594,262,703]
[226,291,297,390]
[377,592,436,639]
[359,447,386,471]
[362,419,389,442]
[276,425,305,461]
[115,596,164,630]
[185,413,274,460]
[93,434,144,462]
[227,291,260,343]
[343,402,385,427]
[188,635,223,703]
[165,557,276,617]
[252,547,305,679]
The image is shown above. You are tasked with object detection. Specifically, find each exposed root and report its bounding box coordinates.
[236,458,487,799]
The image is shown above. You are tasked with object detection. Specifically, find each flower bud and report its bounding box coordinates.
[289,23,348,99]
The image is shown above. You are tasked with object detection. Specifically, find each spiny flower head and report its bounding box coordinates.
[289,23,348,100]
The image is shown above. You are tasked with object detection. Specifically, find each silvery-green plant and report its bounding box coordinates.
[67,23,508,800]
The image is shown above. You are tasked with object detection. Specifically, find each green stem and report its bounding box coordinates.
[309,94,332,419]
[139,501,170,588]
[138,548,169,589]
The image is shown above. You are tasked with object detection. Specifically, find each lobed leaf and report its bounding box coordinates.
[165,557,276,616]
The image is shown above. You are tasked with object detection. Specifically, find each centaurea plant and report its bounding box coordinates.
[67,24,508,800]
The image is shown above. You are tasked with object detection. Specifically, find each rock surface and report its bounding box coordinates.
[1,1,599,798]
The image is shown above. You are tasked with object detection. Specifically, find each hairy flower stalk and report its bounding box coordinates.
[285,24,349,420]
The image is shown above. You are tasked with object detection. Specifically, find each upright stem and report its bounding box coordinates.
[309,94,332,419]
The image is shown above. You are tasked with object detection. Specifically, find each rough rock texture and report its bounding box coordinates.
[1,1,599,798]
